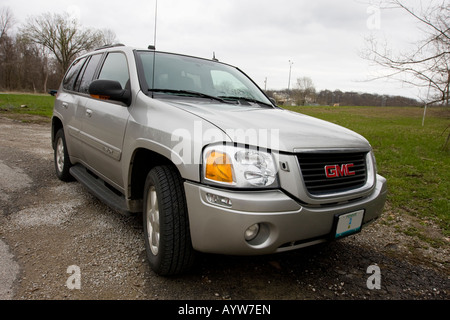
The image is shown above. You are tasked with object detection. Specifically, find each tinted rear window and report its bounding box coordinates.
[63,57,87,91]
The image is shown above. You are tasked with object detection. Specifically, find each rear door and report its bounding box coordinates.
[79,51,131,190]
[56,56,88,162]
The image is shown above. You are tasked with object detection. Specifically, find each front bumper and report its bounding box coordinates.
[184,174,387,255]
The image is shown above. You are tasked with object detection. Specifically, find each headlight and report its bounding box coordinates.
[202,144,279,188]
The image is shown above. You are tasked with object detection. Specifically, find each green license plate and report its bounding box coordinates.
[334,210,364,239]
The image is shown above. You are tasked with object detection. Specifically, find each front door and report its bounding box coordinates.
[79,52,130,190]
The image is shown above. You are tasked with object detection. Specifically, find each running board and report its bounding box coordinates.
[70,164,130,215]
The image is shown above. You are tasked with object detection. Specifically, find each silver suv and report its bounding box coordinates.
[51,44,387,275]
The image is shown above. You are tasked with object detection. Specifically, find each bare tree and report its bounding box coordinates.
[0,7,14,40]
[294,76,316,105]
[0,7,17,91]
[20,12,104,76]
[363,0,449,105]
[98,28,119,46]
[1,8,117,93]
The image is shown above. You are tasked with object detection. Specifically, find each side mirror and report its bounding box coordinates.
[89,80,131,106]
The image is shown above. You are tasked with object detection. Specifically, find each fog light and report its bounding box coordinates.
[206,193,232,207]
[244,223,260,241]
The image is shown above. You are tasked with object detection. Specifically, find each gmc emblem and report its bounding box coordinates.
[324,164,355,178]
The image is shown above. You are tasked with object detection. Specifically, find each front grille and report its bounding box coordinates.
[297,152,368,196]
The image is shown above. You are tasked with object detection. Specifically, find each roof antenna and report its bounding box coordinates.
[153,0,158,49]
[212,52,218,62]
[150,0,158,97]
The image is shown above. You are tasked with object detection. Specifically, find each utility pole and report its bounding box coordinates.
[288,60,294,91]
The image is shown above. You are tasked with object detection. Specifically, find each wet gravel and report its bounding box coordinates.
[0,116,448,301]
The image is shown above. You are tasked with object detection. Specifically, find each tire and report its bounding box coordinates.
[54,129,73,182]
[143,165,195,276]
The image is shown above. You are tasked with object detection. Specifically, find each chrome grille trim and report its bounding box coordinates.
[297,151,368,196]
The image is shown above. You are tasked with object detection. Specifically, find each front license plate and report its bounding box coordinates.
[334,210,364,239]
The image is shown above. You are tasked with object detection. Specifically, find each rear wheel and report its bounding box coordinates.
[54,129,72,182]
[143,165,195,275]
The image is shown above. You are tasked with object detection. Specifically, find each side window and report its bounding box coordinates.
[63,57,87,91]
[77,54,102,94]
[98,52,130,89]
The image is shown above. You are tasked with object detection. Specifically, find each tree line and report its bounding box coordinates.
[266,88,421,107]
[0,7,116,93]
[266,76,420,107]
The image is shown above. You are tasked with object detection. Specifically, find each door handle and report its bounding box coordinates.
[86,109,92,118]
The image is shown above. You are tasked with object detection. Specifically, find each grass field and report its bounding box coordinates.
[0,93,55,119]
[285,105,450,238]
[1,93,449,238]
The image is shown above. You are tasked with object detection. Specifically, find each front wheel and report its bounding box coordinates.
[143,165,195,275]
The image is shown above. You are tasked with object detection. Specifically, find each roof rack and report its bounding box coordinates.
[94,43,126,51]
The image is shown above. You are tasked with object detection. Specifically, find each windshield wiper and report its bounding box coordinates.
[218,96,274,108]
[149,89,233,104]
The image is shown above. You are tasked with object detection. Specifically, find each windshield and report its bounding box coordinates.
[136,51,272,106]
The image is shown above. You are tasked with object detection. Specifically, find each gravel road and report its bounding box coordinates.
[0,115,448,301]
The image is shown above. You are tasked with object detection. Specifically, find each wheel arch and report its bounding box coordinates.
[51,116,64,148]
[128,148,181,205]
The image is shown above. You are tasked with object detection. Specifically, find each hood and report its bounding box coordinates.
[163,99,371,153]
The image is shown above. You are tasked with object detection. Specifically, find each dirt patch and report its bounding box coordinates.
[0,112,51,125]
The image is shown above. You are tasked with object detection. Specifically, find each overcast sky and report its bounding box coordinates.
[3,0,429,99]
